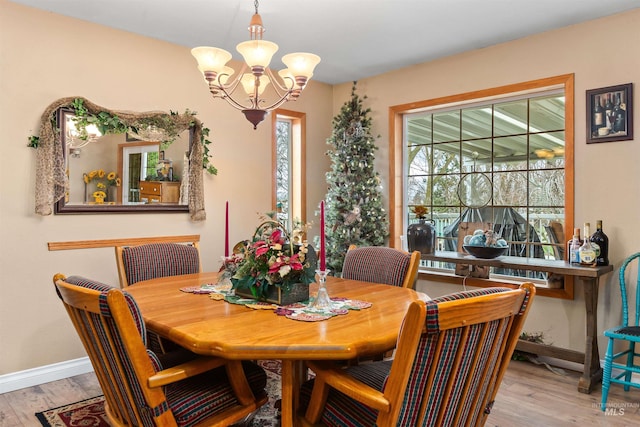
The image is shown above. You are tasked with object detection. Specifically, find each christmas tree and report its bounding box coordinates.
[324,82,388,274]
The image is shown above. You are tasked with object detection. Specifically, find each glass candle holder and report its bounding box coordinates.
[309,269,332,309]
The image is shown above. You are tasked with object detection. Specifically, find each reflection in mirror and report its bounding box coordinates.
[56,108,193,214]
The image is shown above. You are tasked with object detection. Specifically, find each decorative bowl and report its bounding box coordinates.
[463,245,508,259]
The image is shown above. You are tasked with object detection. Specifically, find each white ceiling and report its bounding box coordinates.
[9,0,640,85]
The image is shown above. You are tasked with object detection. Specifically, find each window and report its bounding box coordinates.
[390,75,575,291]
[272,109,306,227]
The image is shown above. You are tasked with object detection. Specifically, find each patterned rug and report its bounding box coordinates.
[35,360,282,427]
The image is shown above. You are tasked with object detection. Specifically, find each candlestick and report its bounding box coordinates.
[320,200,326,270]
[225,201,229,257]
[310,269,331,309]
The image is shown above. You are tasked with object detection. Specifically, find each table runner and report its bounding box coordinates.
[180,281,371,322]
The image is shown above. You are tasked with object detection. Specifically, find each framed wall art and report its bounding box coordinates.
[586,83,633,144]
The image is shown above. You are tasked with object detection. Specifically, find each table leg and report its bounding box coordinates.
[281,360,304,427]
[579,277,603,393]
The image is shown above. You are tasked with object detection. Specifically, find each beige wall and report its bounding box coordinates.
[1,0,639,376]
[0,0,333,374]
[336,10,640,354]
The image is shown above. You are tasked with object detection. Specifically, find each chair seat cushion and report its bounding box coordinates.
[300,361,392,427]
[609,325,640,337]
[167,360,267,427]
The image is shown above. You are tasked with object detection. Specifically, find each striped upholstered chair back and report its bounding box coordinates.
[54,274,267,427]
[300,283,536,427]
[115,242,201,288]
[341,245,420,288]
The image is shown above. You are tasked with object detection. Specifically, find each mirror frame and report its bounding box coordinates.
[54,107,193,214]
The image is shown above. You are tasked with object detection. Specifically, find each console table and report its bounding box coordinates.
[422,250,613,393]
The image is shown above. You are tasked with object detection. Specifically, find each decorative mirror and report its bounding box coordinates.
[33,98,208,220]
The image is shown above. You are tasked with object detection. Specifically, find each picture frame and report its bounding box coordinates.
[586,83,633,144]
[159,150,165,160]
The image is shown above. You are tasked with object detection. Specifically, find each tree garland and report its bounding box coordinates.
[32,97,208,220]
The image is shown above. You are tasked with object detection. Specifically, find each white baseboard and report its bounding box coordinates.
[0,357,93,394]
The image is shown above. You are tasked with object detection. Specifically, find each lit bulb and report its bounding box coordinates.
[241,73,269,96]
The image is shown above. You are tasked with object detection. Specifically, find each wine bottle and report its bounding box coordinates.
[567,227,582,264]
[579,223,597,266]
[590,220,609,266]
[605,93,614,129]
[613,93,626,133]
[593,95,605,136]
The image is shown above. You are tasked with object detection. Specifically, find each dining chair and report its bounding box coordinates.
[341,245,420,288]
[601,252,640,411]
[115,241,201,353]
[299,282,536,427]
[115,241,201,288]
[54,273,268,427]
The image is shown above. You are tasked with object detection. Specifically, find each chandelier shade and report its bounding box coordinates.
[191,0,320,129]
[236,40,279,70]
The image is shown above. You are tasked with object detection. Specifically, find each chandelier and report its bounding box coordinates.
[65,113,102,149]
[191,0,320,129]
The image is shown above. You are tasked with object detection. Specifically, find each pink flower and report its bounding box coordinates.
[253,240,269,256]
[270,229,284,244]
[289,253,303,271]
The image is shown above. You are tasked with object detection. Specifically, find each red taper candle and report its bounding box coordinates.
[225,201,229,257]
[320,200,326,270]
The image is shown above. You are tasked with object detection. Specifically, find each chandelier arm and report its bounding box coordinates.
[259,93,296,112]
[265,68,292,94]
[217,89,252,111]
[217,75,243,96]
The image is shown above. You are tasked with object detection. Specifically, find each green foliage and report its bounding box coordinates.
[323,82,389,273]
[72,98,128,137]
[29,99,217,176]
[227,215,315,300]
[201,125,218,175]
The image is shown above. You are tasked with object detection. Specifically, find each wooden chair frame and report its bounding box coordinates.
[54,274,266,426]
[301,283,536,427]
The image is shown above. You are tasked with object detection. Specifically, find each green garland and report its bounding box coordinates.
[28,98,217,175]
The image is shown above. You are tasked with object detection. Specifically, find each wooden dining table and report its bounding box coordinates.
[126,272,428,427]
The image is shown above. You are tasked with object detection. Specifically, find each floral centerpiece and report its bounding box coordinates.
[222,213,316,304]
[83,169,120,203]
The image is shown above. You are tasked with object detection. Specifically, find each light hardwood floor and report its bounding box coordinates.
[1,360,639,426]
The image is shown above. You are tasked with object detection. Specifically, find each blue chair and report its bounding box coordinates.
[601,252,640,410]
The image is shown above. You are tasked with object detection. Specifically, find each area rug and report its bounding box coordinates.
[35,395,109,427]
[35,360,282,427]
